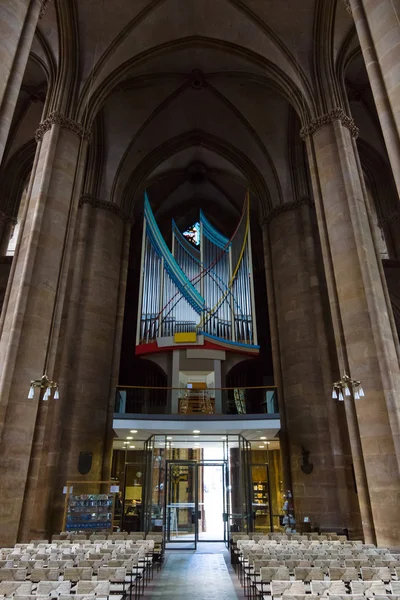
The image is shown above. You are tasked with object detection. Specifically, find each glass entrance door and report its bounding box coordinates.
[165,460,229,547]
[165,461,198,549]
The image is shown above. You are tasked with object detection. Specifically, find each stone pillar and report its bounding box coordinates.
[0,0,43,166]
[262,221,291,493]
[17,198,93,541]
[348,0,400,197]
[262,200,361,533]
[0,112,89,545]
[50,198,130,533]
[302,108,400,546]
[102,219,131,482]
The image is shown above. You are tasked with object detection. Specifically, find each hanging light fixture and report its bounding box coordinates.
[27,374,59,401]
[332,372,364,401]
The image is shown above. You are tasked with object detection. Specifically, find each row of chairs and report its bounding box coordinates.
[0,562,143,600]
[239,558,400,588]
[0,579,112,596]
[51,533,148,542]
[0,596,117,600]
[236,540,385,551]
[4,536,164,569]
[231,533,349,542]
[255,580,400,597]
[256,565,398,581]
[232,536,400,599]
[1,541,154,553]
[230,533,367,562]
[241,563,400,597]
[239,548,393,558]
[0,566,131,581]
[0,533,166,600]
[255,596,400,600]
[239,547,399,562]
[243,558,400,571]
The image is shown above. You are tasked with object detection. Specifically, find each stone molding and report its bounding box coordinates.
[378,210,400,227]
[79,194,134,225]
[35,111,92,143]
[300,107,359,139]
[260,197,315,226]
[39,0,51,19]
[342,0,352,15]
[0,212,18,226]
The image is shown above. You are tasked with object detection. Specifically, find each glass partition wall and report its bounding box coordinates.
[111,434,283,546]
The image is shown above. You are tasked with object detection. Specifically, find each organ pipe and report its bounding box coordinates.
[137,191,258,349]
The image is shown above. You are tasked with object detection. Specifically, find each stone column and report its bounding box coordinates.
[302,108,400,546]
[101,219,132,482]
[348,0,400,197]
[50,198,130,533]
[261,220,291,493]
[0,112,89,545]
[17,199,91,541]
[262,200,361,533]
[0,0,43,166]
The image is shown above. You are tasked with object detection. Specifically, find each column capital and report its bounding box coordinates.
[35,111,92,143]
[378,209,400,228]
[39,0,51,19]
[260,197,315,226]
[300,107,359,140]
[79,194,134,225]
[0,212,18,226]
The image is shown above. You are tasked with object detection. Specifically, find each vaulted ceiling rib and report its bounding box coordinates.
[3,0,391,230]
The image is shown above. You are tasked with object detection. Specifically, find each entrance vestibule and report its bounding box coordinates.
[111,434,283,544]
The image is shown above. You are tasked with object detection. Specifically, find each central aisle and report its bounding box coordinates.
[148,545,241,599]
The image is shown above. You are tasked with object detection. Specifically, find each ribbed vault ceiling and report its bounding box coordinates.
[1,0,396,225]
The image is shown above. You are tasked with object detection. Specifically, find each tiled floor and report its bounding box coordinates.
[146,543,244,599]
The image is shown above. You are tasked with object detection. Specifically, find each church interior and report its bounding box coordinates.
[0,0,400,596]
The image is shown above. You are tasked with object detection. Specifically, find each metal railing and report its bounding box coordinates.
[114,385,279,416]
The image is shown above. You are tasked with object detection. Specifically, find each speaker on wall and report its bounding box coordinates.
[78,451,93,475]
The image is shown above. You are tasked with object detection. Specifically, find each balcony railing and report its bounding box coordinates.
[114,386,279,416]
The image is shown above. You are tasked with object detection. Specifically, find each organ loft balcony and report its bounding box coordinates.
[113,384,281,443]
[115,384,279,417]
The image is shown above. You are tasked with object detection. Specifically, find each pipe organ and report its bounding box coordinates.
[136,191,258,354]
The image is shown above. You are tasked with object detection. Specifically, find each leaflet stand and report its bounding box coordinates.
[62,480,115,533]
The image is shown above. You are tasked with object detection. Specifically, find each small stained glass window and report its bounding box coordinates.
[183,221,200,246]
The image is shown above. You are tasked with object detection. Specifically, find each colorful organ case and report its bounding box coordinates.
[136,191,258,356]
